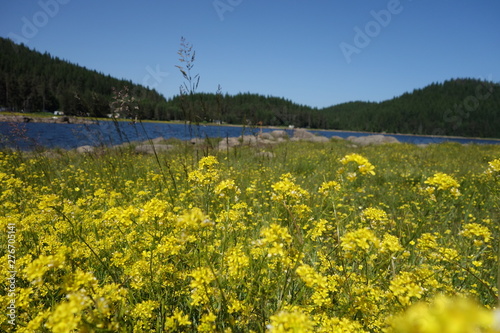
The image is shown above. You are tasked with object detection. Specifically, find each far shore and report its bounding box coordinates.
[0,113,97,125]
[1,112,499,143]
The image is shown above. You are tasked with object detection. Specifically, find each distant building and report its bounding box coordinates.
[54,111,64,116]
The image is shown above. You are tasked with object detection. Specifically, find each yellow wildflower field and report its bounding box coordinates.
[1,139,499,332]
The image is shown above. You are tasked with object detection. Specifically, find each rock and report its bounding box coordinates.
[258,139,275,145]
[135,144,173,154]
[292,129,330,142]
[258,132,273,140]
[218,134,276,150]
[293,129,315,140]
[151,136,166,144]
[217,137,239,150]
[270,130,288,139]
[308,135,330,143]
[240,135,253,144]
[76,145,95,153]
[347,135,399,146]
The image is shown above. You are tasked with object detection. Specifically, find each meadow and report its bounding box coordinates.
[1,138,499,332]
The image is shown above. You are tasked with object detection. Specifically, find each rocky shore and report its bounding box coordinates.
[68,129,400,155]
[0,114,97,124]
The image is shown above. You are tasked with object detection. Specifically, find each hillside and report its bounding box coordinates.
[0,38,169,118]
[1,37,499,138]
[165,79,500,138]
[320,79,500,138]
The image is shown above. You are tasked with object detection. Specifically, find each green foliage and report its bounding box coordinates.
[321,79,500,138]
[0,38,169,118]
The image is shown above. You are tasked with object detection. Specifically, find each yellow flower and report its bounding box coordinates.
[380,233,403,253]
[389,271,424,306]
[341,228,380,257]
[271,173,310,205]
[24,249,66,285]
[424,172,461,197]
[340,153,376,176]
[485,158,500,175]
[314,315,367,333]
[417,233,439,251]
[139,197,169,222]
[296,264,336,306]
[37,194,61,211]
[177,207,213,230]
[318,180,341,195]
[306,219,329,241]
[165,308,192,330]
[214,179,241,198]
[198,312,217,332]
[388,295,496,333]
[226,244,250,279]
[189,266,216,306]
[267,307,314,333]
[45,291,91,333]
[460,223,491,246]
[255,223,293,257]
[362,207,391,229]
[131,300,159,319]
[188,155,220,186]
[362,207,388,222]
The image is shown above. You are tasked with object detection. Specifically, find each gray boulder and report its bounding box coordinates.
[76,145,95,153]
[258,132,274,140]
[270,130,288,139]
[308,135,330,143]
[347,135,399,146]
[293,129,315,140]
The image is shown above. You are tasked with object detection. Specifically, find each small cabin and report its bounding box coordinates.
[54,111,64,116]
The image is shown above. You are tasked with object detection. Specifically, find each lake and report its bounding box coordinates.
[1,121,499,150]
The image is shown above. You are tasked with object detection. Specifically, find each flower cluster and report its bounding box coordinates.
[0,141,498,332]
[339,153,376,179]
[388,295,498,333]
[486,158,500,175]
[188,155,220,186]
[424,172,461,198]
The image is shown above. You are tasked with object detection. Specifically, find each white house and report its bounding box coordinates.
[54,111,64,116]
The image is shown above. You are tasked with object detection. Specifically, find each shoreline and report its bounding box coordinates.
[1,113,499,143]
[0,114,97,125]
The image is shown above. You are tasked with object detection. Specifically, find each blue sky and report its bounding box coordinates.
[1,0,499,108]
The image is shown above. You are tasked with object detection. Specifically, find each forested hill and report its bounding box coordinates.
[320,79,500,138]
[0,37,169,118]
[1,37,499,138]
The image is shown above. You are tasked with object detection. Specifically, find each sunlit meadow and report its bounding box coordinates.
[1,137,499,332]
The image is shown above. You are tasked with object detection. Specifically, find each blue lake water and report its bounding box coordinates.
[1,121,499,150]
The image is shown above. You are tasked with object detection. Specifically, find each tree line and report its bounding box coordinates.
[1,37,498,138]
[0,37,170,118]
[319,79,500,138]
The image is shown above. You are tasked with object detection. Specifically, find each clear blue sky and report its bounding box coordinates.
[1,0,499,109]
